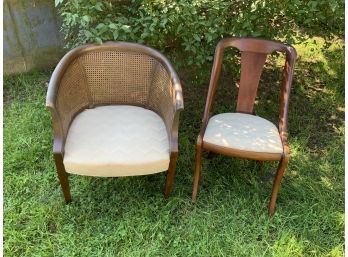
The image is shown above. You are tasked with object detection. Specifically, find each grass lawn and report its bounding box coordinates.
[4,37,344,257]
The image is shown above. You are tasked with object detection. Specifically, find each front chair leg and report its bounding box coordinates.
[53,153,72,203]
[192,142,203,202]
[268,156,289,216]
[164,152,178,198]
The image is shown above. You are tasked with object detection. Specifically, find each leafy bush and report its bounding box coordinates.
[56,0,344,67]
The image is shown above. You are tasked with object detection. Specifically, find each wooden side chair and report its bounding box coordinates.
[46,42,183,202]
[192,37,297,216]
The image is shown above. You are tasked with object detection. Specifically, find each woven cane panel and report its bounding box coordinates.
[148,63,174,136]
[56,60,89,138]
[79,51,156,106]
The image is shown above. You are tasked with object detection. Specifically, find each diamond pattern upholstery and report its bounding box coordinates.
[203,113,283,153]
[63,105,170,177]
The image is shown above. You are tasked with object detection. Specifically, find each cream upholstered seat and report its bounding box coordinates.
[64,105,170,177]
[203,113,283,154]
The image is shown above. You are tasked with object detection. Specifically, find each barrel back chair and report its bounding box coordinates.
[192,38,297,216]
[46,42,183,202]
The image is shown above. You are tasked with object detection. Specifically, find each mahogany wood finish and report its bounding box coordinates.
[53,152,71,203]
[237,52,267,113]
[47,41,183,202]
[192,139,203,201]
[192,37,296,216]
[164,152,178,198]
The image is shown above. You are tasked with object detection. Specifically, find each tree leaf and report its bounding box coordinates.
[55,0,64,7]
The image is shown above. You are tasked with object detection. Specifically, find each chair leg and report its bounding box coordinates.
[256,160,263,167]
[53,153,72,203]
[207,151,217,159]
[164,152,178,198]
[268,156,289,216]
[192,143,203,202]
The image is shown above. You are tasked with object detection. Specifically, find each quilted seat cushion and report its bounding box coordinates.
[203,113,283,154]
[63,105,170,177]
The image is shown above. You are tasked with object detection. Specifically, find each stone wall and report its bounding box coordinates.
[4,0,65,74]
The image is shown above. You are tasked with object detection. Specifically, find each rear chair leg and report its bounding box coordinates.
[54,153,72,203]
[192,142,203,202]
[256,160,263,168]
[164,152,178,198]
[207,151,217,159]
[268,156,289,216]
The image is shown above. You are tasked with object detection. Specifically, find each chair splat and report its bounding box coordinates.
[236,51,267,114]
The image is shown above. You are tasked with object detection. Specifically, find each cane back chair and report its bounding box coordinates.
[46,42,183,202]
[192,38,297,216]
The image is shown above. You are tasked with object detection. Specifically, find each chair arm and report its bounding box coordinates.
[278,59,295,134]
[46,57,69,155]
[169,79,184,153]
[148,59,184,154]
[198,40,225,142]
[172,77,184,112]
[278,45,296,157]
[46,45,90,155]
[279,131,290,157]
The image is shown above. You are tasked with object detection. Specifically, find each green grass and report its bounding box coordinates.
[4,37,344,257]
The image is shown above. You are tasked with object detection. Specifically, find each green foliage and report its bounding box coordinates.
[56,0,343,67]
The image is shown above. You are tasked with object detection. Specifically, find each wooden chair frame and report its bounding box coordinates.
[192,37,297,216]
[46,42,184,202]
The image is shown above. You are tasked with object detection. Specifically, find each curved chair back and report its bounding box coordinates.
[47,42,183,143]
[204,37,297,121]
